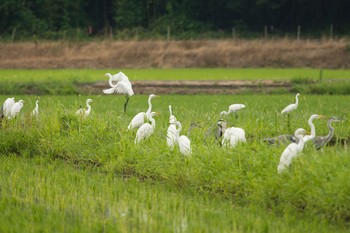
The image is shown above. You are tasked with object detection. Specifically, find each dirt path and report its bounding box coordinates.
[81,80,291,94]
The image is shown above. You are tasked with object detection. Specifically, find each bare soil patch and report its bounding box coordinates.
[82,80,291,95]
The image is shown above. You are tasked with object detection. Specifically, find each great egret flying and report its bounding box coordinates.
[103,71,134,113]
[128,94,159,130]
[277,128,309,173]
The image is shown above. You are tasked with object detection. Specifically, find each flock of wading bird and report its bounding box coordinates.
[0,71,344,173]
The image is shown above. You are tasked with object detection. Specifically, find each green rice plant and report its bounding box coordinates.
[1,156,348,233]
[1,94,350,228]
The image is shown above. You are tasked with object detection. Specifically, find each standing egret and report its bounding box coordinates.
[277,128,309,173]
[220,104,246,119]
[76,99,93,118]
[281,93,300,114]
[173,121,192,156]
[303,114,325,143]
[32,100,39,117]
[127,94,159,130]
[103,71,134,113]
[222,125,246,148]
[9,100,24,119]
[167,105,178,150]
[2,97,15,118]
[313,117,342,150]
[134,112,158,144]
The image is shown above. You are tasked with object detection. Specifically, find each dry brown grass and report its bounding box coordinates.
[0,38,349,68]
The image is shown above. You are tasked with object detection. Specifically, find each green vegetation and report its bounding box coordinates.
[1,156,347,233]
[1,0,350,41]
[1,94,350,232]
[1,68,350,95]
[2,68,350,82]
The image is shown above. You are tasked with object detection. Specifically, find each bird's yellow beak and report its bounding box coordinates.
[318,115,326,119]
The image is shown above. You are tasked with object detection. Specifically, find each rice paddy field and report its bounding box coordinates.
[1,69,350,232]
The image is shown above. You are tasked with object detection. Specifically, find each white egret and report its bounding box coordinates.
[134,112,158,144]
[281,93,300,114]
[303,114,325,143]
[2,97,15,118]
[166,105,178,150]
[277,128,309,173]
[76,99,93,118]
[173,121,192,156]
[220,104,246,118]
[127,94,159,130]
[32,100,39,117]
[10,100,24,119]
[103,71,134,113]
[313,117,341,150]
[222,125,246,148]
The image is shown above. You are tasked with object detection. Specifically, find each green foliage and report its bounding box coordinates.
[1,156,349,232]
[1,94,350,228]
[1,0,350,40]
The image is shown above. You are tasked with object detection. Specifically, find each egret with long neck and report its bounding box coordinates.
[303,114,325,143]
[277,128,309,173]
[134,112,158,144]
[127,94,159,130]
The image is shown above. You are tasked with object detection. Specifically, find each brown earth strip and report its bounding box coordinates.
[82,80,291,95]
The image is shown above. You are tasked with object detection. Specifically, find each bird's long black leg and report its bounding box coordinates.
[124,95,130,113]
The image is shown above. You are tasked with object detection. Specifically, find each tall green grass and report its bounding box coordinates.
[1,156,347,233]
[1,68,350,95]
[1,68,350,82]
[1,94,350,229]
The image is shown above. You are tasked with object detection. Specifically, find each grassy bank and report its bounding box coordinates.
[1,69,350,95]
[1,94,350,229]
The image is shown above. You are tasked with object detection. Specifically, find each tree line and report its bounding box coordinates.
[1,0,350,40]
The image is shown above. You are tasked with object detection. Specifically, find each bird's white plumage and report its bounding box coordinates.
[10,100,24,119]
[3,97,15,118]
[220,104,245,116]
[303,114,324,142]
[103,72,134,96]
[76,99,93,118]
[173,121,191,156]
[222,126,246,148]
[277,128,308,173]
[32,100,39,117]
[281,93,300,114]
[134,112,157,144]
[167,105,178,150]
[128,94,158,130]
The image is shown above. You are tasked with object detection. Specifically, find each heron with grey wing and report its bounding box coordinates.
[312,117,342,150]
